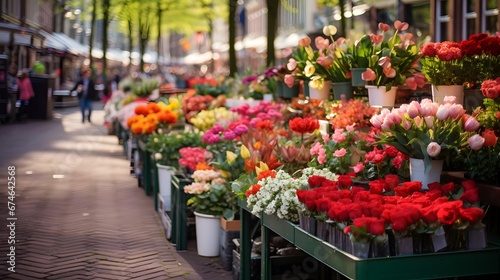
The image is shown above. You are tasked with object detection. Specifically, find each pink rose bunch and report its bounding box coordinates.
[309,126,370,175]
[480,78,500,99]
[178,147,212,172]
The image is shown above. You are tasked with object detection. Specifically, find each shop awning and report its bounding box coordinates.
[51,32,88,57]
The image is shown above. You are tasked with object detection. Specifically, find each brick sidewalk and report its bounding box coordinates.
[0,104,233,280]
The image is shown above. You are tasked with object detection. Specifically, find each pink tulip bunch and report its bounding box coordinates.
[370,97,483,170]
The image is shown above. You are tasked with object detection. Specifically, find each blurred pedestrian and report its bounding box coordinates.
[17,70,35,121]
[71,67,97,123]
[6,63,19,121]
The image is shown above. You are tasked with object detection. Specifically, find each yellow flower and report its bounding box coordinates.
[240,145,250,159]
[323,25,337,36]
[309,76,324,89]
[219,170,231,179]
[304,61,316,77]
[305,46,314,60]
[226,151,237,164]
[255,161,269,176]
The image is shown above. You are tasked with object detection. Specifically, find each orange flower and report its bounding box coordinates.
[195,162,212,171]
[143,121,156,134]
[253,141,262,150]
[157,110,178,124]
[147,102,161,113]
[257,170,277,180]
[255,120,274,130]
[131,122,143,134]
[127,115,143,128]
[134,105,149,116]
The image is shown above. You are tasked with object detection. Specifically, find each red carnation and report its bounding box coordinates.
[420,42,437,57]
[289,117,320,134]
[441,182,455,195]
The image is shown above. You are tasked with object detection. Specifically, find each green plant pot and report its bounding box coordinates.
[276,81,285,97]
[350,68,367,87]
[332,82,353,101]
[282,83,300,99]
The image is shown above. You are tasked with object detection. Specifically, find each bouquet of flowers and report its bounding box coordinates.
[420,41,468,86]
[146,130,204,167]
[370,98,483,173]
[327,99,378,129]
[308,125,370,176]
[178,147,213,173]
[285,26,352,90]
[247,167,336,222]
[459,33,500,88]
[361,21,425,90]
[462,78,500,184]
[185,169,235,217]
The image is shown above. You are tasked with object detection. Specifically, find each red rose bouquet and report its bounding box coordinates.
[420,41,468,86]
[459,33,500,88]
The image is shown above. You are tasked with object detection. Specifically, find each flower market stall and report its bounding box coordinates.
[112,19,500,280]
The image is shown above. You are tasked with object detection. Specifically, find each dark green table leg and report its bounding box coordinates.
[171,174,178,245]
[261,225,271,280]
[143,149,152,195]
[176,178,186,251]
[240,207,252,280]
[153,159,159,210]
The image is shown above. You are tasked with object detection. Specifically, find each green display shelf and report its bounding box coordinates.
[238,200,500,280]
[171,173,193,252]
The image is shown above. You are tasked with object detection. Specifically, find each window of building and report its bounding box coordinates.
[483,0,499,34]
[463,0,477,39]
[436,0,450,41]
[404,1,431,42]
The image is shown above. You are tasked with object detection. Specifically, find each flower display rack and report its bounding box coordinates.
[170,172,193,252]
[137,138,154,196]
[238,200,500,280]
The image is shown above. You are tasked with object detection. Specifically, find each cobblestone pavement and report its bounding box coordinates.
[0,104,233,280]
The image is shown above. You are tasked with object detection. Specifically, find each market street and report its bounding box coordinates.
[0,104,232,280]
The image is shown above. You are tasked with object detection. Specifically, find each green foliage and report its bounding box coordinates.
[194,83,228,97]
[231,173,258,200]
[187,183,236,217]
[146,130,204,166]
[477,98,500,132]
[462,144,500,185]
[132,78,160,97]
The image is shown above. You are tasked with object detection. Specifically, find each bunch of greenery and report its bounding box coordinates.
[146,130,204,167]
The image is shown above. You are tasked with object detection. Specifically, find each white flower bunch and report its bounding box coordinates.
[247,168,337,222]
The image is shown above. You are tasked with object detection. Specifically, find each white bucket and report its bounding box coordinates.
[194,211,221,257]
[409,158,443,190]
[156,163,175,211]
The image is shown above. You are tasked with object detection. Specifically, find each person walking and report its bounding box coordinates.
[17,70,35,121]
[71,67,97,123]
[6,63,19,122]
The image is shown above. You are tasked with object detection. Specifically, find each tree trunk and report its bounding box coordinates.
[157,0,162,72]
[102,0,110,79]
[89,0,97,69]
[228,0,237,77]
[128,17,133,73]
[339,0,346,37]
[100,0,110,98]
[265,0,278,66]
